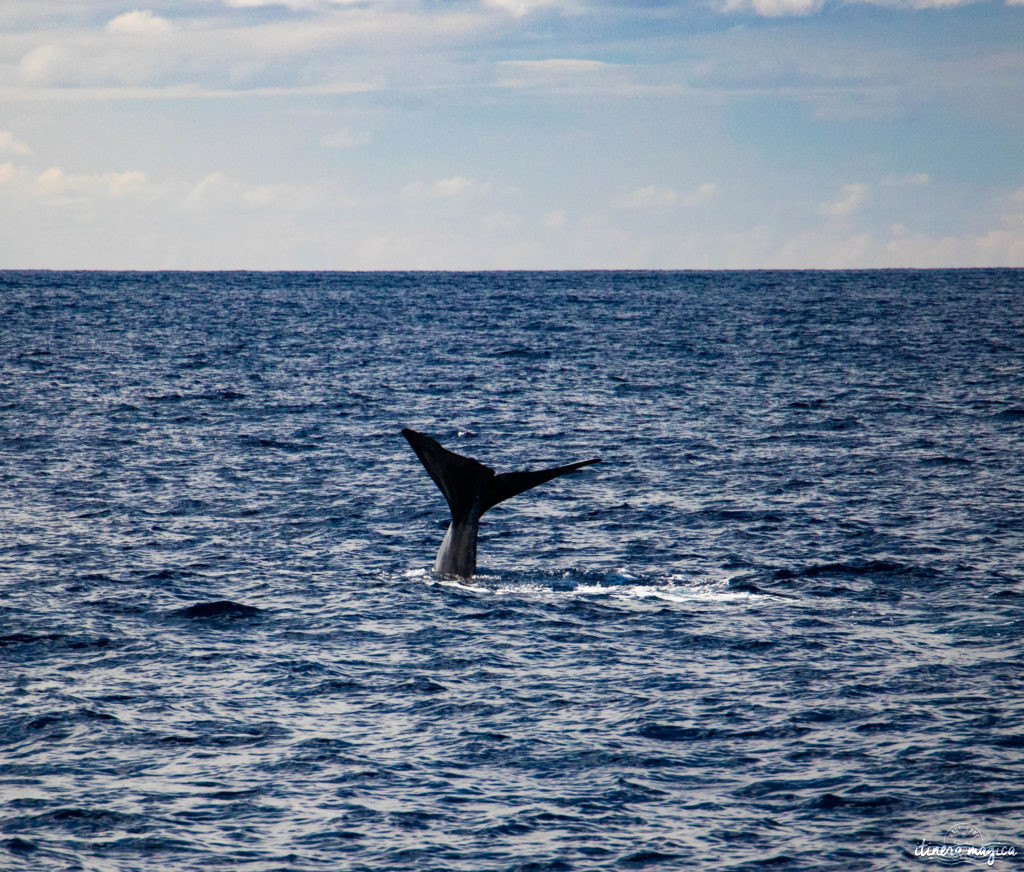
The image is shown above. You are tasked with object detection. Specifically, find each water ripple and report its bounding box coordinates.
[1,270,1022,871]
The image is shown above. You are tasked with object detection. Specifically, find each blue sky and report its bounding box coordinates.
[1,0,1022,268]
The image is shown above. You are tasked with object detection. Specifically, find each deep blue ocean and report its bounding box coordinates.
[1,270,1023,871]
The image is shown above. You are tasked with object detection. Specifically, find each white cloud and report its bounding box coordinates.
[35,166,147,198]
[543,208,567,229]
[881,224,1024,267]
[718,0,988,14]
[482,211,521,233]
[184,171,240,211]
[0,131,32,155]
[7,4,464,98]
[882,172,930,186]
[19,45,66,84]
[821,182,867,218]
[1,82,384,101]
[106,10,173,35]
[680,182,717,207]
[402,176,491,199]
[223,0,366,7]
[321,127,371,149]
[494,57,683,98]
[184,170,331,212]
[720,0,825,16]
[504,59,608,74]
[622,185,678,209]
[105,170,148,194]
[0,162,149,200]
[496,58,612,88]
[865,0,982,7]
[1,7,633,103]
[485,0,569,16]
[973,229,1024,264]
[620,182,716,210]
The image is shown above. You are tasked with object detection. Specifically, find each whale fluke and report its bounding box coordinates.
[402,428,601,579]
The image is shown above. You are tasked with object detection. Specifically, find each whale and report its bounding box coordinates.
[402,428,601,579]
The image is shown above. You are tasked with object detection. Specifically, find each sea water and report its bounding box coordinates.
[1,270,1022,870]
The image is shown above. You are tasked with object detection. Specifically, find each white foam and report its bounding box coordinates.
[400,567,771,606]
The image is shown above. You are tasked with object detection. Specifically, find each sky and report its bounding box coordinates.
[1,0,1023,269]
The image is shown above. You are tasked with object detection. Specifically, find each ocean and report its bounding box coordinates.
[1,269,1022,871]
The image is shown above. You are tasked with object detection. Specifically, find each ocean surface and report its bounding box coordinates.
[1,269,1023,871]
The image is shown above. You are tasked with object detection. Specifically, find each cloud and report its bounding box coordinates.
[321,127,371,149]
[543,208,567,229]
[484,0,568,16]
[223,0,368,7]
[184,171,244,211]
[106,10,173,35]
[680,182,718,207]
[503,59,608,74]
[2,82,383,101]
[719,0,825,16]
[7,4,459,97]
[402,176,491,199]
[620,182,717,210]
[36,166,147,198]
[717,0,990,14]
[496,58,613,89]
[0,131,32,155]
[183,170,331,212]
[622,185,678,209]
[821,182,867,218]
[863,0,985,7]
[481,211,521,233]
[494,57,676,98]
[19,45,66,84]
[2,7,635,103]
[0,162,149,200]
[882,172,930,186]
[881,226,1024,267]
[102,170,148,195]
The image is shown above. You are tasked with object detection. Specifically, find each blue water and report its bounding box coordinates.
[1,270,1023,871]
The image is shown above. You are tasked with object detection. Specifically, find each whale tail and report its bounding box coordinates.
[483,459,603,512]
[402,428,495,524]
[401,428,601,577]
[402,428,600,520]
